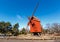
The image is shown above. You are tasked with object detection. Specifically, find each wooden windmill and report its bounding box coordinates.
[27,0,42,36]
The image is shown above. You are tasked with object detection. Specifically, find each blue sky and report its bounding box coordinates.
[0,0,60,29]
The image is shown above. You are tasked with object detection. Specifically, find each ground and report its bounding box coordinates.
[0,34,60,42]
[0,39,60,42]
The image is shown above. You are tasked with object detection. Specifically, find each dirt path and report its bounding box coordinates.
[0,39,60,42]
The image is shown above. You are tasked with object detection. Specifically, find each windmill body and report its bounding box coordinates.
[28,16,42,35]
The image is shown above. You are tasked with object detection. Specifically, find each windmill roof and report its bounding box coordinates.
[32,16,40,22]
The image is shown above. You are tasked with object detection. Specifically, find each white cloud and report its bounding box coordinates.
[17,15,22,20]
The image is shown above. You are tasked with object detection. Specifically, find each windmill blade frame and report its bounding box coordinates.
[32,0,40,17]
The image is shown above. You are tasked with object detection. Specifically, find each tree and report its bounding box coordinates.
[5,22,12,34]
[0,21,13,36]
[0,22,20,36]
[45,23,60,34]
[44,24,51,34]
[20,28,27,35]
[0,21,6,34]
[51,23,60,33]
[12,23,19,36]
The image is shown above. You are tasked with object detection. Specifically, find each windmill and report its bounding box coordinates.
[27,0,42,36]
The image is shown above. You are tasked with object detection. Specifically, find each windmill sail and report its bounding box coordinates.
[32,0,40,17]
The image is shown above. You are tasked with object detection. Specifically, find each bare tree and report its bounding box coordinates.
[51,23,60,33]
[44,23,60,35]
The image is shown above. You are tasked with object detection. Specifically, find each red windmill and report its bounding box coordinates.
[27,0,42,36]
